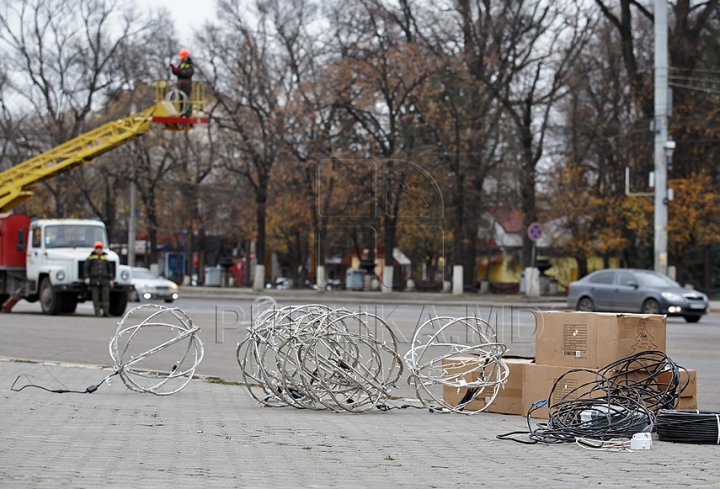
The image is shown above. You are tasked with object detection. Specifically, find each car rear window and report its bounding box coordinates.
[617,272,637,286]
[589,272,614,284]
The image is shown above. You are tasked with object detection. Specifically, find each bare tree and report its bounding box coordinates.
[0,0,165,217]
[329,0,434,278]
[200,0,295,274]
[475,1,592,267]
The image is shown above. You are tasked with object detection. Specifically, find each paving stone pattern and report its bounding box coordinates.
[1,361,718,488]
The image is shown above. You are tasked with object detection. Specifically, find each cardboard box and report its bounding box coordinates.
[659,368,697,398]
[522,363,600,419]
[677,396,698,410]
[522,363,697,419]
[486,358,533,415]
[442,357,532,414]
[535,312,666,369]
[612,368,696,398]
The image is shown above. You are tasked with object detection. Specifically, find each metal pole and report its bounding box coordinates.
[654,0,668,275]
[128,181,136,267]
[128,105,137,269]
[531,242,536,269]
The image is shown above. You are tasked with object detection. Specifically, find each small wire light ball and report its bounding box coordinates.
[109,304,204,395]
[404,316,509,414]
[238,305,403,412]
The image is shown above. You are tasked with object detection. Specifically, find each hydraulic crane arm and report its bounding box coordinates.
[0,80,208,212]
[0,107,155,212]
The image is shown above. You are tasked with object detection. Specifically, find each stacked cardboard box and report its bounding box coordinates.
[534,311,667,368]
[525,311,682,419]
[442,311,697,416]
[441,356,532,415]
[619,367,698,410]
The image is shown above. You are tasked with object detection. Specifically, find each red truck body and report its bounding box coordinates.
[0,213,31,268]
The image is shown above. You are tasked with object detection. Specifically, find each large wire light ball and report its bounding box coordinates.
[238,305,403,413]
[109,304,204,395]
[404,316,509,414]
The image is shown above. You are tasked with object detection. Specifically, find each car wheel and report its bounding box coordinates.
[577,297,594,312]
[684,315,701,323]
[641,298,661,315]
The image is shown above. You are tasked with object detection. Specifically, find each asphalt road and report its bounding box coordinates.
[2,296,719,407]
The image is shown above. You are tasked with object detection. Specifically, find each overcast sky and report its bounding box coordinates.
[142,0,216,47]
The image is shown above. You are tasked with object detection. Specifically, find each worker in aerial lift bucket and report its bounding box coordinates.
[170,49,194,117]
[84,242,113,317]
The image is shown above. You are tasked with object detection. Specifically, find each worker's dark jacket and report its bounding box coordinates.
[172,58,194,82]
[84,252,113,287]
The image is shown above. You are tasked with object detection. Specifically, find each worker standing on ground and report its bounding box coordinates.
[170,49,194,117]
[84,242,113,317]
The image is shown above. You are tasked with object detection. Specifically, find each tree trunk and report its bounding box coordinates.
[256,179,268,275]
[704,244,711,289]
[146,190,159,265]
[198,228,207,285]
[576,253,588,279]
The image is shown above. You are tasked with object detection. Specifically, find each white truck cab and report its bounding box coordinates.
[25,219,133,315]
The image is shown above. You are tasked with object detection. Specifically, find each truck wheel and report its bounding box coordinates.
[109,291,128,317]
[40,278,62,315]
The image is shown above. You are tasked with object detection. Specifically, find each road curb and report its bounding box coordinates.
[177,286,570,308]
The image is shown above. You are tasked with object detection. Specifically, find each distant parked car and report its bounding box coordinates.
[131,267,179,303]
[567,269,709,322]
[324,279,344,290]
[268,277,288,289]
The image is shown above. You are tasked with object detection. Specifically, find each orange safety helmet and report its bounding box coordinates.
[93,241,104,249]
[179,48,190,59]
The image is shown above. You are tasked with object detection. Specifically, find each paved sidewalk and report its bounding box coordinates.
[1,360,718,488]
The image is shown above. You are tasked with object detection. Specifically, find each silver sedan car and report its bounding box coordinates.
[131,267,179,303]
[567,269,709,322]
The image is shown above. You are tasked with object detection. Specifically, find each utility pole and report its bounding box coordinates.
[128,104,137,269]
[128,181,136,268]
[654,0,669,275]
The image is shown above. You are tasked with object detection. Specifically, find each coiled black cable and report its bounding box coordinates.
[498,351,688,444]
[656,410,720,444]
[525,369,654,443]
[598,350,688,414]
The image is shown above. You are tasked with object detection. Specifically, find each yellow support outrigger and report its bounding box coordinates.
[0,81,208,212]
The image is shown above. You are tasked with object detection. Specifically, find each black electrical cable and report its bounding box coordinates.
[656,410,720,444]
[497,351,687,444]
[598,350,688,414]
[11,371,118,394]
[523,370,653,444]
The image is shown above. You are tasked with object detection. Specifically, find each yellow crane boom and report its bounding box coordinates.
[0,108,155,212]
[0,80,207,212]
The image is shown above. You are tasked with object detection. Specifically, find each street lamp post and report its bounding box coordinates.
[654,0,669,275]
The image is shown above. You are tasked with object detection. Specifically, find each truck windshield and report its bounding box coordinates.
[44,225,107,249]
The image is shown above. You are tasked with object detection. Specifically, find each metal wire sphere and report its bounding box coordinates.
[238,305,403,413]
[109,304,204,395]
[404,316,509,414]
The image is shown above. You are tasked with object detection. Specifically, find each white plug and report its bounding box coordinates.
[630,432,653,450]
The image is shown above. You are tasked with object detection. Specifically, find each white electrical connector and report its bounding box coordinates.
[631,433,653,450]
